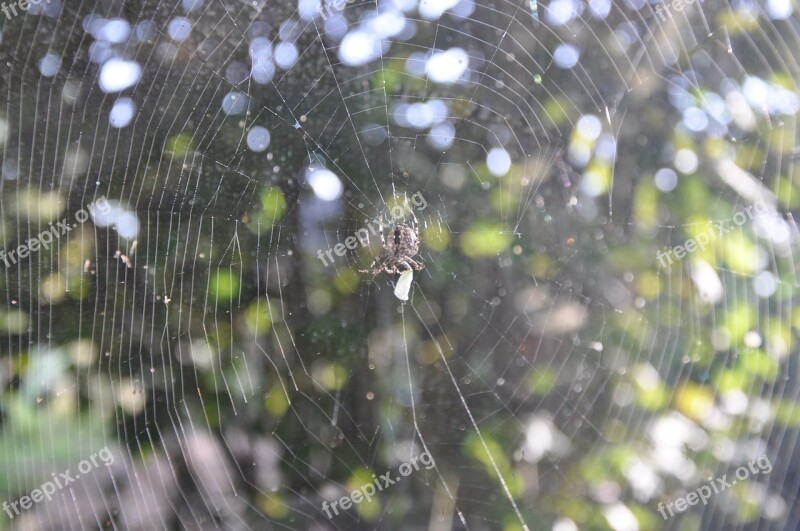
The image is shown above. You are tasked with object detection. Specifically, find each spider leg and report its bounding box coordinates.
[404,257,424,270]
[361,215,387,274]
[359,254,382,274]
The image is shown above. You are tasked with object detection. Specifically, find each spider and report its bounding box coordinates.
[360,212,425,275]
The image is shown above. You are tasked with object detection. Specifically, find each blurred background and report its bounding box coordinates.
[0,0,799,529]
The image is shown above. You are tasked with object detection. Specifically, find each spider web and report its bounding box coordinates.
[0,0,799,530]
